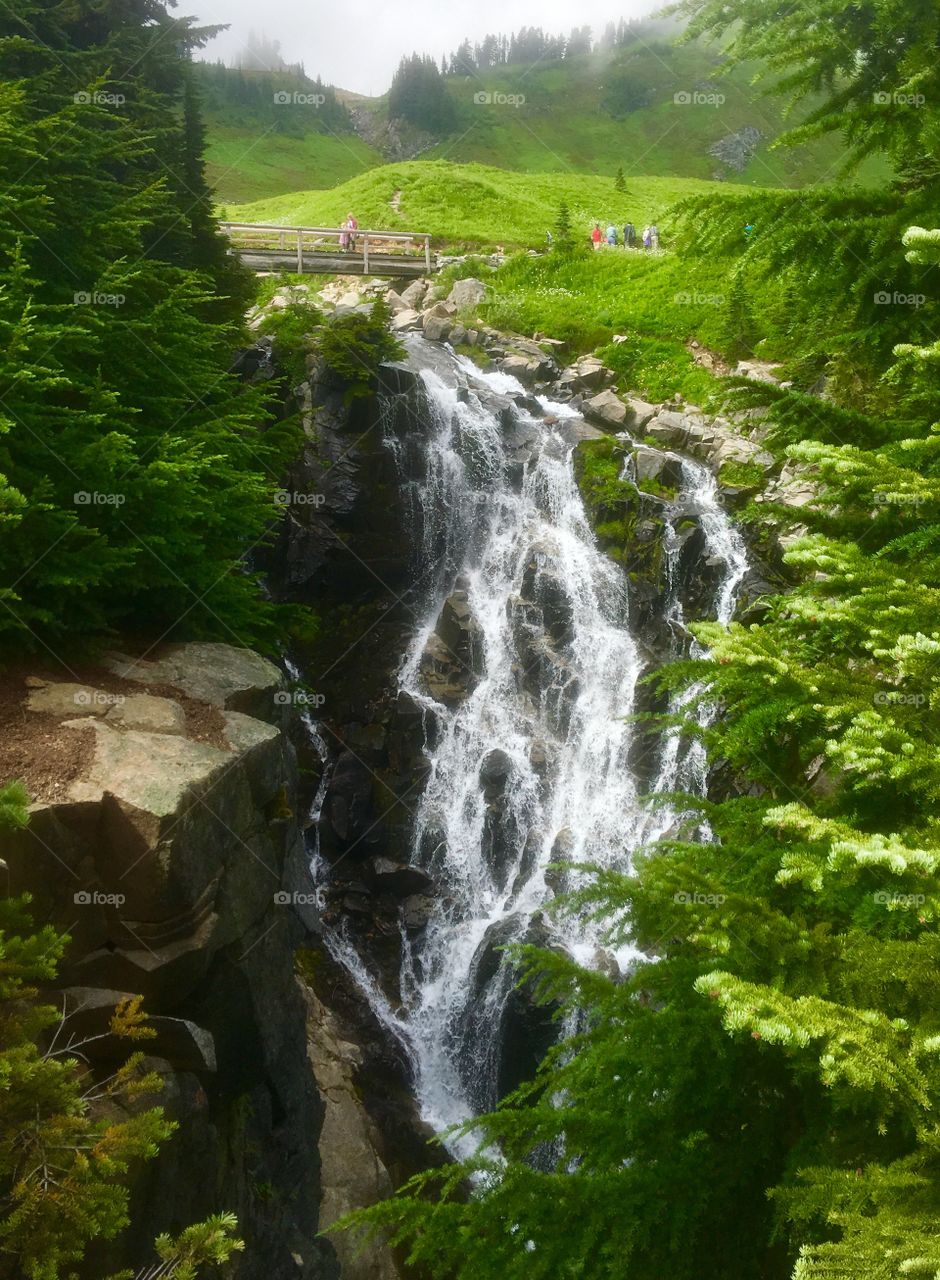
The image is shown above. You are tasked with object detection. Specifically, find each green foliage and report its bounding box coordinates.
[679,0,940,182]
[0,787,169,1279]
[316,299,405,400]
[553,201,574,250]
[227,161,743,251]
[388,54,457,136]
[337,217,940,1278]
[256,298,324,384]
[203,30,892,201]
[147,1213,244,1280]
[0,2,300,657]
[722,273,759,361]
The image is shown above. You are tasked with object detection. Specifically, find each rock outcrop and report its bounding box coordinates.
[3,644,340,1280]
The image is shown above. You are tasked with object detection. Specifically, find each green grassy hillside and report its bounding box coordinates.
[200,37,889,204]
[207,128,382,207]
[430,45,889,188]
[224,160,749,248]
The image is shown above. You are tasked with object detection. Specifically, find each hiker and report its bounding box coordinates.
[642,225,652,249]
[341,211,358,252]
[546,229,554,246]
[649,224,659,250]
[623,221,636,248]
[591,222,603,251]
[606,223,618,246]
[744,222,755,241]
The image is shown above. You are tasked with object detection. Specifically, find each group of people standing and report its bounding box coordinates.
[591,221,659,251]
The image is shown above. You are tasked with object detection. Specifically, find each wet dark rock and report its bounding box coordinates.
[455,914,560,1110]
[401,894,437,931]
[520,550,575,647]
[545,827,574,894]
[366,857,435,898]
[513,392,544,416]
[418,589,484,706]
[319,749,386,862]
[480,748,513,794]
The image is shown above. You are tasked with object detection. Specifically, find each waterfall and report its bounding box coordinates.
[312,341,749,1154]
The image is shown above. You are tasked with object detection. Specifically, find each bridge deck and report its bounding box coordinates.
[220,221,435,278]
[235,250,428,277]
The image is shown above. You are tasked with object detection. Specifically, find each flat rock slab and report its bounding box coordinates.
[28,682,118,719]
[223,711,280,754]
[68,720,231,815]
[105,693,186,735]
[105,642,283,720]
[391,308,421,331]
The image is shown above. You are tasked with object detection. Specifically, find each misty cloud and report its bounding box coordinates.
[191,0,656,95]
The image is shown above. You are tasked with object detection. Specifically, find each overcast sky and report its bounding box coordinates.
[191,0,658,96]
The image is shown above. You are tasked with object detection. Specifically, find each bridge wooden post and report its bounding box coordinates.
[363,233,369,274]
[296,228,303,273]
[424,236,431,273]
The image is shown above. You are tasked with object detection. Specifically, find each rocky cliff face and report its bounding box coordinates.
[1,644,343,1279]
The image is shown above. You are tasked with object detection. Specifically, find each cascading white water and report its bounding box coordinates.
[314,344,749,1153]
[644,455,749,804]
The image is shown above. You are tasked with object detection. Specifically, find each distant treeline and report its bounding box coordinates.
[442,19,670,72]
[193,61,354,134]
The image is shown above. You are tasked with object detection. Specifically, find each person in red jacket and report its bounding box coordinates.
[591,222,603,251]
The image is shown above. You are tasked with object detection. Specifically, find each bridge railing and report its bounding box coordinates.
[219,222,434,273]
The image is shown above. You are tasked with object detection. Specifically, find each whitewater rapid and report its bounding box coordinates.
[313,343,748,1152]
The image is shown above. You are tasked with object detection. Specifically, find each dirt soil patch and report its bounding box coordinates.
[0,662,230,805]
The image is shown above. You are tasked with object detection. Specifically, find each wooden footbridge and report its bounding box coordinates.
[219,222,435,277]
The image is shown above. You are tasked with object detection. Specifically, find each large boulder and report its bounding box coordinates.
[646,409,690,450]
[499,354,544,385]
[105,643,283,723]
[447,278,486,310]
[559,355,614,393]
[1,651,337,1280]
[584,389,628,427]
[390,308,421,332]
[422,313,453,342]
[399,279,429,309]
[625,396,658,430]
[305,988,399,1280]
[418,588,484,706]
